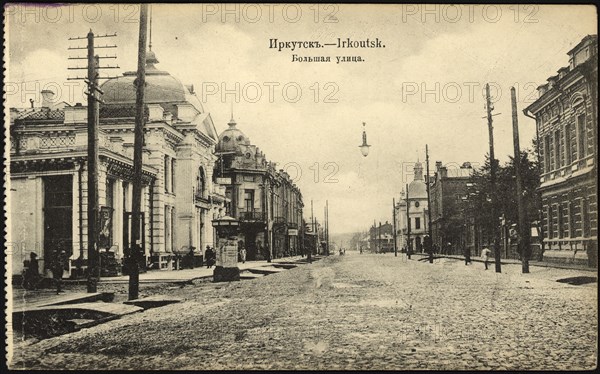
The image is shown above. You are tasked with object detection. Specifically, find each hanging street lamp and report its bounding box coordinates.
[359,121,371,157]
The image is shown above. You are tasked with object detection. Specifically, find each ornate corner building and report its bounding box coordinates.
[524,35,598,266]
[9,50,228,278]
[214,117,304,261]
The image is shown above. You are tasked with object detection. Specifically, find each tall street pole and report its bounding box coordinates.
[129,3,149,300]
[406,183,411,259]
[426,144,433,263]
[86,29,99,293]
[311,199,315,261]
[511,87,530,274]
[393,198,398,257]
[326,200,329,256]
[486,83,501,273]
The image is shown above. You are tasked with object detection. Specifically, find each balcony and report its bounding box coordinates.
[240,210,266,222]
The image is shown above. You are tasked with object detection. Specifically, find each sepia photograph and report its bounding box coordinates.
[4,3,598,370]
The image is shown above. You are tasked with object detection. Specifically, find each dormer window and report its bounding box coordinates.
[223,136,230,142]
[237,136,244,142]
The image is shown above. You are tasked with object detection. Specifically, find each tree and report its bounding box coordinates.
[467,144,541,249]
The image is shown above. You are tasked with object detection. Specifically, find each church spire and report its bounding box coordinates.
[414,161,424,181]
[228,101,237,127]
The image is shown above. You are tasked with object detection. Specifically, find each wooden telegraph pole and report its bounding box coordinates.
[485,83,502,273]
[68,31,118,293]
[426,144,433,263]
[325,200,329,256]
[511,87,530,273]
[393,198,398,257]
[130,3,149,300]
[406,183,411,259]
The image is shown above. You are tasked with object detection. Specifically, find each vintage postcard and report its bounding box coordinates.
[4,3,598,370]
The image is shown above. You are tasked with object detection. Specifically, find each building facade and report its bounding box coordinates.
[430,162,474,255]
[9,50,227,278]
[395,161,430,252]
[368,222,394,253]
[524,35,598,266]
[214,118,304,261]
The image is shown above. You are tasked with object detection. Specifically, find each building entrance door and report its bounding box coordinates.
[43,175,73,270]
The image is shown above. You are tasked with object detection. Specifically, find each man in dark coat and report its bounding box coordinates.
[205,246,215,268]
[23,252,40,290]
[52,250,68,294]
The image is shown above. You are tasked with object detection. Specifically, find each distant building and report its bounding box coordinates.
[214,118,304,260]
[430,162,474,255]
[524,34,598,266]
[9,50,227,278]
[395,161,430,252]
[369,221,394,253]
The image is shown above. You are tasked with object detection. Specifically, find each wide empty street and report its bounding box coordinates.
[11,253,597,370]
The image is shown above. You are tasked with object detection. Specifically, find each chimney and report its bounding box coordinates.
[440,166,448,179]
[29,98,34,109]
[435,161,442,171]
[41,89,55,109]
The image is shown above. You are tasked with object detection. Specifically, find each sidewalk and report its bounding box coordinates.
[99,255,310,284]
[10,255,318,331]
[412,253,597,272]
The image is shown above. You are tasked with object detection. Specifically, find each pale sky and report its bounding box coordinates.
[6,4,597,234]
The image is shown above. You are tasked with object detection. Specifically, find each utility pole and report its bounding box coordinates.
[68,31,118,293]
[511,87,530,274]
[406,184,411,259]
[426,144,433,263]
[325,200,329,256]
[129,3,149,300]
[485,83,501,273]
[393,198,398,257]
[310,200,314,262]
[378,221,382,253]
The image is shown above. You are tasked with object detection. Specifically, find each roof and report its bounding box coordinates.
[216,117,251,153]
[16,108,65,122]
[408,180,427,198]
[100,50,204,115]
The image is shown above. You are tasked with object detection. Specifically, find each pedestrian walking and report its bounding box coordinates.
[188,247,195,269]
[23,252,41,290]
[52,249,68,294]
[240,246,246,264]
[481,247,492,270]
[205,246,214,269]
[464,245,471,265]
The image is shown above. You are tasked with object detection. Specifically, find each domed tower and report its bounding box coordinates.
[216,116,251,155]
[408,161,427,200]
[100,50,205,117]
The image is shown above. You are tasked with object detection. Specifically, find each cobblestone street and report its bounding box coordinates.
[10,253,597,370]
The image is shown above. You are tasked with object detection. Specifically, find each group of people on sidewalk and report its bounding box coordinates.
[22,249,69,294]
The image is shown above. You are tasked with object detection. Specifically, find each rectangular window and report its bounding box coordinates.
[547,205,553,239]
[415,217,421,230]
[244,189,255,212]
[171,158,176,193]
[554,130,561,169]
[565,123,572,165]
[557,203,563,239]
[171,207,176,251]
[577,113,586,159]
[582,198,590,237]
[544,135,552,172]
[164,156,170,193]
[568,201,574,238]
[164,205,171,252]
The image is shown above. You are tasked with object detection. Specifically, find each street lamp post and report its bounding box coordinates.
[359,122,371,157]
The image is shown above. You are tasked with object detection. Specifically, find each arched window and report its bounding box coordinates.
[197,166,206,198]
